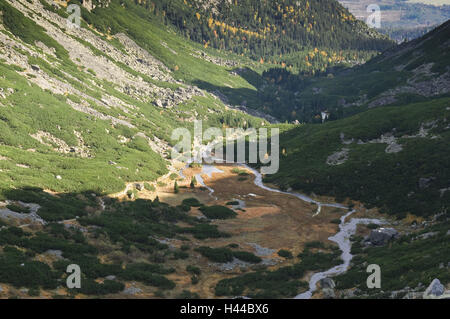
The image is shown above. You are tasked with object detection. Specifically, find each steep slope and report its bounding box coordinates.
[0,0,265,199]
[261,24,450,217]
[0,0,278,298]
[241,19,450,123]
[266,97,449,218]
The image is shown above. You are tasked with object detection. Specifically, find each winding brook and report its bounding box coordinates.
[181,161,385,299]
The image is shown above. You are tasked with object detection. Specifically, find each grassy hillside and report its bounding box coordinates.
[0,0,267,198]
[334,219,450,298]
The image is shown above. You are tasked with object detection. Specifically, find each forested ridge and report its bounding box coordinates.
[127,0,393,60]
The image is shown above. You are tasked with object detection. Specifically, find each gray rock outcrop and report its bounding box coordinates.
[319,278,336,289]
[368,228,399,245]
[322,288,336,299]
[423,279,444,298]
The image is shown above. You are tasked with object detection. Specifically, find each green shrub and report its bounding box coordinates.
[232,251,262,263]
[182,198,202,207]
[191,275,199,285]
[119,263,175,289]
[199,206,237,219]
[366,223,380,229]
[179,224,231,239]
[172,250,189,260]
[190,176,197,188]
[195,246,233,263]
[278,249,293,259]
[195,246,261,263]
[303,241,326,249]
[79,279,124,295]
[28,287,40,297]
[177,290,200,299]
[186,265,201,275]
[6,204,30,214]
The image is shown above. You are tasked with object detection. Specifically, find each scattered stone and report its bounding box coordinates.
[215,257,252,271]
[403,291,423,299]
[30,130,91,158]
[247,243,275,257]
[418,231,438,240]
[341,289,356,299]
[45,249,64,259]
[123,286,142,295]
[154,99,163,107]
[326,147,349,166]
[0,201,46,225]
[229,199,246,211]
[62,223,88,233]
[105,275,116,281]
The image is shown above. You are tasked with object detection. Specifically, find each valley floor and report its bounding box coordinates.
[97,163,387,298]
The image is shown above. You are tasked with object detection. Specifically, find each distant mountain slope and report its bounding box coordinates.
[369,18,450,74]
[338,0,450,42]
[135,0,393,58]
[239,19,450,123]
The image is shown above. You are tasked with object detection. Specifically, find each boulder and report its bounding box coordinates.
[123,286,142,295]
[418,231,438,240]
[322,288,335,299]
[154,99,163,107]
[319,278,336,289]
[423,279,444,298]
[403,292,423,299]
[418,177,435,189]
[369,228,399,246]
